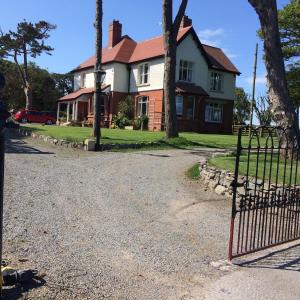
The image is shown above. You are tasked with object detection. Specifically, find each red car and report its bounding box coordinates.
[15,110,56,125]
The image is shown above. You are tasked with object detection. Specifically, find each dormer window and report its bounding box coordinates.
[179,60,193,82]
[210,72,223,92]
[138,63,149,85]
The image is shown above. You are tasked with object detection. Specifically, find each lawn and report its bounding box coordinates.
[21,124,245,149]
[209,153,300,184]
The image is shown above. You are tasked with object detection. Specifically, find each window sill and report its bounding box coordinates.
[137,83,150,87]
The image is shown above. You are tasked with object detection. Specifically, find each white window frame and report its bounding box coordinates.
[81,73,87,88]
[137,96,148,116]
[187,95,195,120]
[179,60,193,82]
[138,63,150,85]
[176,95,183,118]
[210,72,223,92]
[205,102,223,123]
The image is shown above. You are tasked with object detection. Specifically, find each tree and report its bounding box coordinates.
[162,0,188,138]
[248,0,300,148]
[93,0,103,150]
[0,20,56,109]
[233,87,251,125]
[254,95,273,126]
[278,0,300,60]
[0,59,71,111]
[52,73,73,98]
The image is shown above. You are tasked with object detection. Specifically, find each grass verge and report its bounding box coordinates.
[186,163,200,180]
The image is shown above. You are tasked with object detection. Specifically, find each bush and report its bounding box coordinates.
[133,115,148,130]
[112,113,132,129]
[118,96,134,119]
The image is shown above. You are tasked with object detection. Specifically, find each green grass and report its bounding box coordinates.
[209,153,300,184]
[21,124,246,149]
[186,163,200,180]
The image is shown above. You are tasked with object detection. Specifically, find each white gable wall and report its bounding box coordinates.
[176,34,209,89]
[208,70,236,100]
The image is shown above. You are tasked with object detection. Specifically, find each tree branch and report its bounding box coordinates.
[173,0,188,35]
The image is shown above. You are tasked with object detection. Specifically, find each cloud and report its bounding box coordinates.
[198,28,224,47]
[222,48,239,59]
[198,28,225,38]
[245,74,267,85]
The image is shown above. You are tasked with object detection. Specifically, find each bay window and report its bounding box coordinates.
[205,102,223,123]
[187,96,195,120]
[176,95,183,118]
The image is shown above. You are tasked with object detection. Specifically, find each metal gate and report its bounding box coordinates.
[229,126,300,260]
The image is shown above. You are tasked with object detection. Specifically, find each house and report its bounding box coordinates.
[57,16,240,133]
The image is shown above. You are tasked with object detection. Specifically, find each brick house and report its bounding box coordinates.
[57,16,240,133]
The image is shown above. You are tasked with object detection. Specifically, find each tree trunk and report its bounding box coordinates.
[22,45,32,110]
[93,0,103,147]
[162,0,188,139]
[248,0,300,149]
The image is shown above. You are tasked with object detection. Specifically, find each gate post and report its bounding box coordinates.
[228,127,243,260]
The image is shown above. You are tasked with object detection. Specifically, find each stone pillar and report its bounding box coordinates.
[67,102,70,123]
[72,102,76,120]
[75,101,79,121]
[56,102,61,125]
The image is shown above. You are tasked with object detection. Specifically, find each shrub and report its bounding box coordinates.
[117,96,134,119]
[112,113,132,129]
[133,115,148,130]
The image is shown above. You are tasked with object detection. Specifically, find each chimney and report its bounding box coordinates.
[180,15,192,29]
[109,20,122,48]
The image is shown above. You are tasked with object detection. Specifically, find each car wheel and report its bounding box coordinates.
[46,120,53,125]
[21,118,28,123]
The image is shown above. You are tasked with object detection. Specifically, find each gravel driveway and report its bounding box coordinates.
[3,132,299,300]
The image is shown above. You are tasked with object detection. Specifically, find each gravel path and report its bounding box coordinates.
[2,132,231,299]
[3,132,299,299]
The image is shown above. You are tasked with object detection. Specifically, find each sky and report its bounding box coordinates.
[0,0,291,98]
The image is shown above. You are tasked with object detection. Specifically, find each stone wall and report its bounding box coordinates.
[17,128,162,151]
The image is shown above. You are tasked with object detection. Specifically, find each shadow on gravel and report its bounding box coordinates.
[2,277,46,300]
[5,138,54,155]
[236,243,300,272]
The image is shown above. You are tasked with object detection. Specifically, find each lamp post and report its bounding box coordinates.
[94,68,106,151]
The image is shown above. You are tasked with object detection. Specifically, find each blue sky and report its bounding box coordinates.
[0,0,290,97]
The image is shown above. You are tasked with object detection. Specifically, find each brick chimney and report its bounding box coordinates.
[109,20,122,48]
[180,15,192,29]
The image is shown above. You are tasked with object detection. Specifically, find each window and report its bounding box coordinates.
[210,72,223,92]
[81,73,87,88]
[179,60,193,82]
[205,102,223,123]
[138,63,149,85]
[137,96,148,116]
[187,96,195,120]
[176,95,183,118]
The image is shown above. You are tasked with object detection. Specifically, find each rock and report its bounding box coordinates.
[215,185,227,195]
[208,180,218,190]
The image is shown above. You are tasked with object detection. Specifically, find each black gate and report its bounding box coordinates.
[229,126,300,260]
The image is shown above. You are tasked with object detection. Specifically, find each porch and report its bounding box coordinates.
[57,86,111,126]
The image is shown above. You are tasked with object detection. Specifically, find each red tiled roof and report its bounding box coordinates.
[176,82,209,96]
[58,85,109,101]
[203,45,240,74]
[72,26,240,75]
